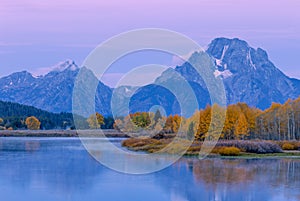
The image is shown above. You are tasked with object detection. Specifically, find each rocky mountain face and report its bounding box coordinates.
[0,38,299,116]
[0,60,112,115]
[206,38,300,109]
[132,38,300,112]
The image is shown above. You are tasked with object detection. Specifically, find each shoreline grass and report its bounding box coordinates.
[122,137,300,158]
[0,129,129,138]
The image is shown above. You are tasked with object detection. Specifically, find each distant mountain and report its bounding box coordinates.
[132,38,300,112]
[0,38,299,116]
[129,84,181,115]
[0,60,112,115]
[206,38,300,109]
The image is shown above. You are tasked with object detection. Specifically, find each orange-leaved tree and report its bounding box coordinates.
[25,116,41,130]
[234,113,249,140]
[87,112,105,129]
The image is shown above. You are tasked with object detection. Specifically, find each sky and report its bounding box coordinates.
[0,0,300,86]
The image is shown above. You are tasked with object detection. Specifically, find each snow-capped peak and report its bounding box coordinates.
[31,59,79,77]
[50,59,78,72]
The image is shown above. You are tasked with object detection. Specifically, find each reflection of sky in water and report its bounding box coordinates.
[0,138,299,201]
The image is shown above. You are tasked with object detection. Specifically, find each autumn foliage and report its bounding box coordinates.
[217,147,241,156]
[86,112,105,129]
[115,97,300,141]
[192,98,300,141]
[25,116,41,130]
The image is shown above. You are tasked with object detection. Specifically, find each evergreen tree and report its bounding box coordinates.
[187,122,195,140]
[153,109,162,123]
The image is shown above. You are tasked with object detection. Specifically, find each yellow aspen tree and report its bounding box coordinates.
[164,115,174,133]
[195,105,211,141]
[25,116,41,130]
[172,114,181,133]
[87,113,104,129]
[234,113,249,140]
[96,112,105,126]
[223,105,240,140]
[207,104,225,140]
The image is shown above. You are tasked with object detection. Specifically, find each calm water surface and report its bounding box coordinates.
[0,137,299,201]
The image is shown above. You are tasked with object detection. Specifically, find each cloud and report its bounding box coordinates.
[100,65,168,88]
[221,29,300,39]
[170,51,198,67]
[0,50,14,54]
[31,67,54,77]
[100,73,125,87]
[283,69,300,79]
[0,41,31,46]
[59,43,98,48]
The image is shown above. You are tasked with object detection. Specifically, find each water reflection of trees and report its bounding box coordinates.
[25,141,40,152]
[0,139,41,152]
[190,158,300,189]
[159,158,300,201]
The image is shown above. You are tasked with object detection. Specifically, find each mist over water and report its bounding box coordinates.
[0,138,299,201]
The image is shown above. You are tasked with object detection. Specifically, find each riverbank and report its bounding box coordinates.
[122,137,300,158]
[193,151,300,159]
[0,129,130,138]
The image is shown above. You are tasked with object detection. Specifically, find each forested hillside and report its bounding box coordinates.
[0,101,76,129]
[0,101,115,130]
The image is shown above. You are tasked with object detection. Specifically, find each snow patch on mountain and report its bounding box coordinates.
[220,45,228,60]
[31,59,79,77]
[247,50,256,70]
[214,69,233,79]
[214,45,228,68]
[216,59,222,66]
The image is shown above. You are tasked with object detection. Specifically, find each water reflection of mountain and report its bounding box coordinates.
[0,138,300,201]
[155,158,300,201]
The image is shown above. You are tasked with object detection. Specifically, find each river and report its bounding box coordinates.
[0,137,299,201]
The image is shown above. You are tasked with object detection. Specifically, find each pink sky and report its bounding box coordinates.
[0,0,299,80]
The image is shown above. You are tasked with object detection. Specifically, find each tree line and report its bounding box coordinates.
[1,97,299,139]
[114,97,300,141]
[0,101,114,130]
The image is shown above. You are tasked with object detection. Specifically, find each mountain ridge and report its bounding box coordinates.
[0,37,299,115]
[129,38,300,112]
[0,61,112,115]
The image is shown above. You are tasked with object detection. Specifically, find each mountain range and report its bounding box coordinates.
[131,38,300,114]
[0,60,112,115]
[0,38,299,116]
